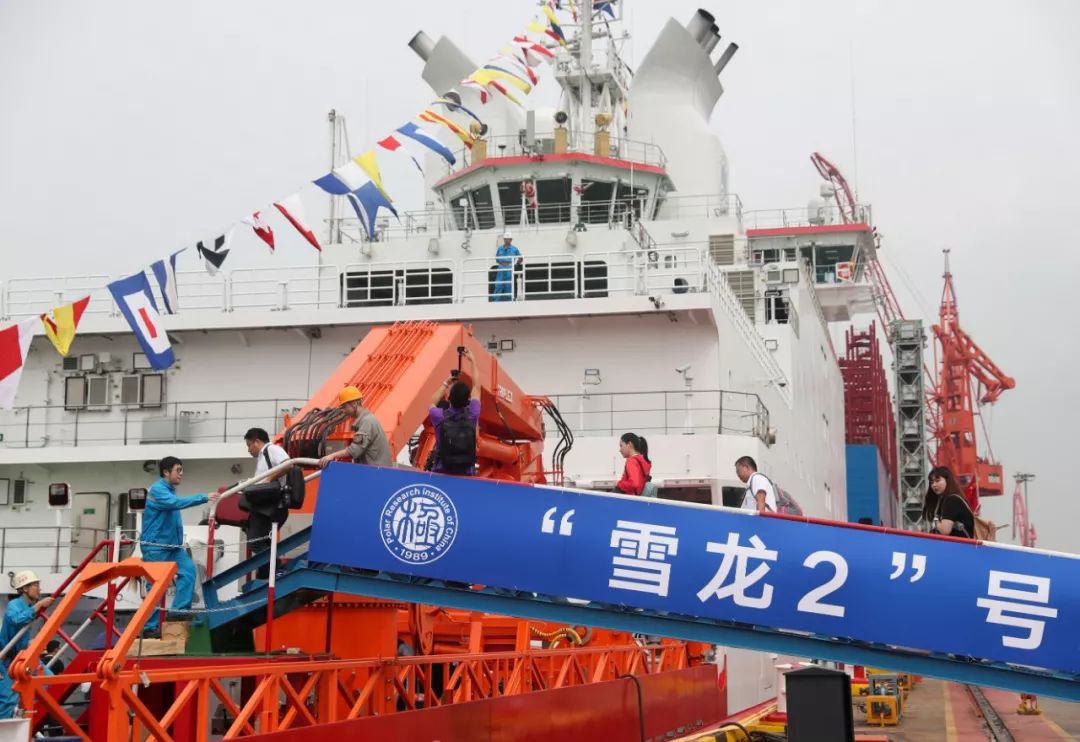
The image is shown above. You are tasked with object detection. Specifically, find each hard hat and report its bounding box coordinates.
[338,386,363,405]
[12,570,40,591]
[502,231,512,240]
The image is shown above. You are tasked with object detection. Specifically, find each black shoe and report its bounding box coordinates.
[141,628,162,640]
[165,612,194,623]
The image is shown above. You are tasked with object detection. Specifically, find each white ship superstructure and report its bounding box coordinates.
[0,5,874,712]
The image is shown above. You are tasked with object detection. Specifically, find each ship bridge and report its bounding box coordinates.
[432,125,673,233]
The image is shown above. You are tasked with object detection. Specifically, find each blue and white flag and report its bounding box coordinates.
[346,181,399,240]
[149,250,182,314]
[395,122,456,166]
[107,271,175,370]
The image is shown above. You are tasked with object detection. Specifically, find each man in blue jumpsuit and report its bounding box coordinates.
[0,571,54,718]
[141,456,219,637]
[492,231,521,301]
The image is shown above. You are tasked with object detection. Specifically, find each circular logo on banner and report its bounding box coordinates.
[380,484,459,564]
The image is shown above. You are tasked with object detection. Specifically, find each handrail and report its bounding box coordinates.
[0,537,130,662]
[204,457,322,578]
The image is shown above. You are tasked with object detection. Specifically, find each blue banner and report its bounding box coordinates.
[310,465,1080,676]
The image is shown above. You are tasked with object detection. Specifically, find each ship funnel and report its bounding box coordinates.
[686,9,716,47]
[408,31,436,62]
[703,24,721,54]
[714,42,739,75]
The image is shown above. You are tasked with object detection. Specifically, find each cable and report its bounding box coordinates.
[618,673,646,742]
[712,722,753,741]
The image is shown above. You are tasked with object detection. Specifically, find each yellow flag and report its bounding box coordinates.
[352,150,391,202]
[40,296,90,356]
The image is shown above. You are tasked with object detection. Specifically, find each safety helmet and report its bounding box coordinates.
[338,386,363,405]
[502,231,512,240]
[12,570,40,591]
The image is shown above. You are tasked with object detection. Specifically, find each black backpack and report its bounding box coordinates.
[439,409,477,474]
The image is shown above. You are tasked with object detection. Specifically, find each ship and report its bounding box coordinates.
[3,3,1070,740]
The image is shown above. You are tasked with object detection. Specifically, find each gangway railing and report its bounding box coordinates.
[204,457,322,578]
[199,463,1080,702]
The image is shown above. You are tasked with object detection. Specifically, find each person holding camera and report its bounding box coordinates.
[923,466,974,539]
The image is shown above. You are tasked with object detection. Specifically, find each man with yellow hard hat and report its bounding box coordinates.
[318,386,393,468]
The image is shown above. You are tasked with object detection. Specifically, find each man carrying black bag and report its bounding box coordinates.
[242,428,290,579]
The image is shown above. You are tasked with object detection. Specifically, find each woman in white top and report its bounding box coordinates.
[735,455,777,512]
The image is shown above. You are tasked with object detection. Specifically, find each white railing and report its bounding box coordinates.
[457,246,707,304]
[340,258,456,308]
[742,203,872,230]
[705,263,793,405]
[327,193,744,245]
[446,132,668,173]
[0,398,308,449]
[545,389,770,440]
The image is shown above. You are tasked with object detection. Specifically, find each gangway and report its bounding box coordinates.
[195,463,1080,702]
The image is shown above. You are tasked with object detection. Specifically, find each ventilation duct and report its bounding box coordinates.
[408,31,436,62]
[703,25,721,54]
[714,42,739,75]
[686,9,716,47]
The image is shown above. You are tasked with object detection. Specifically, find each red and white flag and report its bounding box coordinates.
[273,194,321,252]
[242,211,275,252]
[0,319,37,409]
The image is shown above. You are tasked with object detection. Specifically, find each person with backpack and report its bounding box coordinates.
[242,427,290,579]
[428,348,480,475]
[923,466,976,539]
[735,456,778,513]
[617,433,656,497]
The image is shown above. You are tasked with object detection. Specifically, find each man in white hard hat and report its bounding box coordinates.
[492,231,521,301]
[0,571,54,718]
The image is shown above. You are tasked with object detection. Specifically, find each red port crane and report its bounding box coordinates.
[810,153,1016,514]
[930,250,1015,507]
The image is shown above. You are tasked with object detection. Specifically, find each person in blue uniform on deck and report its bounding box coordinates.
[140,456,220,637]
[0,571,54,718]
[492,231,521,301]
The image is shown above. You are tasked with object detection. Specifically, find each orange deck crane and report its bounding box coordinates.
[212,321,638,663]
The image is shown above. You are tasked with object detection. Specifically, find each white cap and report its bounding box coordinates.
[12,570,40,590]
[502,231,512,240]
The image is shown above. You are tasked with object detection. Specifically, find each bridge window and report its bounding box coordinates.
[801,244,855,284]
[536,178,572,223]
[580,180,614,224]
[470,185,496,230]
[450,187,496,231]
[614,182,648,224]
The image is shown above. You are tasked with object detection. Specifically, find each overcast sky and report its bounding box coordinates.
[2,0,1078,551]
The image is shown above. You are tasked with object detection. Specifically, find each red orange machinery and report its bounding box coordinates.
[9,321,718,740]
[812,153,1015,515]
[242,321,647,661]
[930,250,1015,505]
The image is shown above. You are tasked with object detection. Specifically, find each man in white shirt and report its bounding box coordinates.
[735,456,777,513]
[247,427,289,482]
[243,427,290,579]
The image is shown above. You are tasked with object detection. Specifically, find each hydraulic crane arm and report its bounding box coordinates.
[281,321,559,485]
